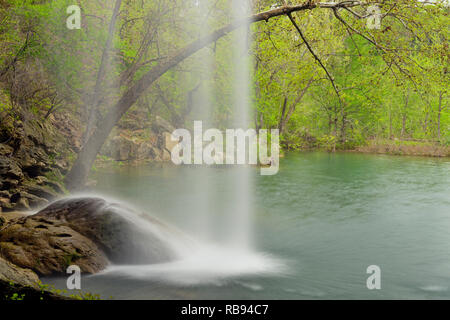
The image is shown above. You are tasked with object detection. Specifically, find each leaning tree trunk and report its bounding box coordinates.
[84,0,122,145]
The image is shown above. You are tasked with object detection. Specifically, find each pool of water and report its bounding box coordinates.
[44,152,450,299]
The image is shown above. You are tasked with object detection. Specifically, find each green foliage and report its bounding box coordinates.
[0,0,448,156]
[253,1,449,149]
[37,280,105,300]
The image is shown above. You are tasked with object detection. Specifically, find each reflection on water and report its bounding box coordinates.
[43,152,450,299]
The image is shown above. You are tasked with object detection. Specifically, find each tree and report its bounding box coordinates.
[8,0,436,190]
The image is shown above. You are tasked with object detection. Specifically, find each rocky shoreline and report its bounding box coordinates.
[0,197,180,300]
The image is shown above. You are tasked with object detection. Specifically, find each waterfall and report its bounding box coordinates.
[227,0,253,250]
[184,0,215,242]
[91,0,284,284]
[183,0,254,250]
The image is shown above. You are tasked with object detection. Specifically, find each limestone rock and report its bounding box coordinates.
[0,212,109,276]
[0,143,13,156]
[20,181,59,201]
[108,135,137,160]
[0,256,39,288]
[0,156,24,180]
[0,256,69,300]
[0,197,178,276]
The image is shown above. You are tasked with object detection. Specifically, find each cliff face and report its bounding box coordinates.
[0,111,77,212]
[100,113,177,163]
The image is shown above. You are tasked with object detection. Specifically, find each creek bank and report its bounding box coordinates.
[353,139,449,157]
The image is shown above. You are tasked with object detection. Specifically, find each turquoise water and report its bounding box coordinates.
[44,152,450,299]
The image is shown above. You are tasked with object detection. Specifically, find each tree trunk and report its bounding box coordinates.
[401,90,410,138]
[389,107,392,139]
[340,109,346,143]
[83,0,122,145]
[279,78,313,135]
[437,91,443,141]
[279,96,288,134]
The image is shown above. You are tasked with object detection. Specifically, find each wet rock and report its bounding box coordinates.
[2,179,19,188]
[0,197,178,276]
[0,190,11,198]
[44,180,66,194]
[0,198,13,210]
[35,175,49,185]
[20,181,59,201]
[0,216,109,276]
[13,191,48,208]
[0,256,39,288]
[15,145,49,177]
[51,159,69,174]
[13,197,30,211]
[0,156,24,180]
[0,143,13,156]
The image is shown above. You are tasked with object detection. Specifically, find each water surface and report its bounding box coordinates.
[44,152,450,299]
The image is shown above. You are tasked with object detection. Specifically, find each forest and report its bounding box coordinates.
[0,0,448,189]
[0,0,449,301]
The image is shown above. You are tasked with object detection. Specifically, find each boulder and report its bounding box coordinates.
[0,256,39,288]
[0,197,179,276]
[0,212,109,276]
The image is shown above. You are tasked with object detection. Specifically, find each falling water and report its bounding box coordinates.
[67,0,283,285]
[227,0,253,250]
[182,0,254,250]
[184,0,215,241]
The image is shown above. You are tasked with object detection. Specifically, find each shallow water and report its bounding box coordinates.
[43,152,450,299]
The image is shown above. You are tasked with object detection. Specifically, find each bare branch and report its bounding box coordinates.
[287,13,341,101]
